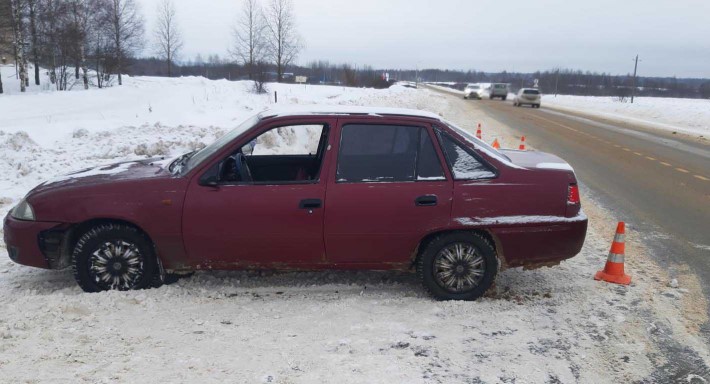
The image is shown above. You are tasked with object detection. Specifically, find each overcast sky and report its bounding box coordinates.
[138,0,710,78]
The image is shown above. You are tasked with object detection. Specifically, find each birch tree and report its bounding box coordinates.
[153,0,181,77]
[26,0,40,85]
[231,0,265,80]
[10,0,27,92]
[106,0,144,85]
[264,0,301,82]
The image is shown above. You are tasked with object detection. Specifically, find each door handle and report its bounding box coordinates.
[415,195,438,206]
[299,198,322,209]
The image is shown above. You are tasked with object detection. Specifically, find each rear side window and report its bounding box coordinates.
[523,89,540,95]
[438,133,495,180]
[417,129,445,180]
[337,124,445,182]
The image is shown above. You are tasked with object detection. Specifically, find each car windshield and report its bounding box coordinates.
[468,85,479,89]
[523,89,540,95]
[182,115,260,174]
[443,120,512,163]
[494,84,506,89]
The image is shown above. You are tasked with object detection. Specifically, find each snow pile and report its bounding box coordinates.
[543,95,710,137]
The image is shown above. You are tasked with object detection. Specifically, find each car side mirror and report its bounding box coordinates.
[200,175,219,187]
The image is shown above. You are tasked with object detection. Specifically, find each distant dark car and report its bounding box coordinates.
[4,107,587,300]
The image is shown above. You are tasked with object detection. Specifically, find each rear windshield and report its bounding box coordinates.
[493,84,506,89]
[523,89,540,95]
[467,85,479,89]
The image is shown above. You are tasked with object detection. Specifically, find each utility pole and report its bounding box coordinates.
[631,54,639,104]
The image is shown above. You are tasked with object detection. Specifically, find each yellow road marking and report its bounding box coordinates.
[645,156,656,161]
[622,148,631,152]
[614,144,622,148]
[694,175,709,181]
[633,152,643,156]
[660,162,672,167]
[676,168,690,173]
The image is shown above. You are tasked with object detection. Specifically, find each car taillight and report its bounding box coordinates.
[567,184,580,205]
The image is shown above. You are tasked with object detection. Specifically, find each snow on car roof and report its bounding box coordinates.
[258,105,443,120]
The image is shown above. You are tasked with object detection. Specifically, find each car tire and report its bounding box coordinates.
[502,96,507,101]
[72,223,157,292]
[417,232,498,301]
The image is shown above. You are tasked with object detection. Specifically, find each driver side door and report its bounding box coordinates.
[181,118,336,269]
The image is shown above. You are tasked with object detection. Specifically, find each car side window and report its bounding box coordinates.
[417,128,445,180]
[438,132,496,180]
[211,124,328,184]
[337,124,445,183]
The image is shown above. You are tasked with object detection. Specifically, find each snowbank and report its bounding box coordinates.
[543,95,710,137]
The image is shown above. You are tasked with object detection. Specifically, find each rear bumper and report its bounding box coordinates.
[489,215,588,269]
[3,213,66,269]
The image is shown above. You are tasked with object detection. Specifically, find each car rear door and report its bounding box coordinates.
[324,118,453,265]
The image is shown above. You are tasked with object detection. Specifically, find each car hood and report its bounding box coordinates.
[28,157,175,196]
[499,150,575,172]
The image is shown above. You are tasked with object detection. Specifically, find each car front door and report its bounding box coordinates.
[181,118,336,269]
[324,119,453,265]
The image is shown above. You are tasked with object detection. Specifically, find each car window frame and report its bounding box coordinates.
[434,127,499,181]
[334,122,449,184]
[197,120,332,187]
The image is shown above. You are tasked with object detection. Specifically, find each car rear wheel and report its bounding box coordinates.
[417,232,498,301]
[72,224,157,292]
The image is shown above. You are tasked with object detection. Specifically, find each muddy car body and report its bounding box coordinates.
[4,106,587,300]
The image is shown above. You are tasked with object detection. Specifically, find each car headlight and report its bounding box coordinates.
[11,198,35,221]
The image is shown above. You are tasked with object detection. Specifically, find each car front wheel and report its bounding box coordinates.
[417,232,498,301]
[72,224,157,292]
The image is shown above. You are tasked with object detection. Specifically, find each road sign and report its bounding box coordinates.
[295,76,307,84]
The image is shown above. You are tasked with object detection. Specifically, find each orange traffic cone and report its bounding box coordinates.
[491,138,500,149]
[594,222,631,285]
[476,123,482,139]
[518,136,526,150]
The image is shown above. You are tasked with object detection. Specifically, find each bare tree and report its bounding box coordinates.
[26,0,40,85]
[106,0,144,85]
[231,0,265,80]
[264,0,301,82]
[153,0,181,77]
[10,0,27,92]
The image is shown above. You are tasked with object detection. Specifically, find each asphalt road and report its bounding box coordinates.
[429,86,710,323]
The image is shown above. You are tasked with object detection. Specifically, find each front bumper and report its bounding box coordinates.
[3,213,66,269]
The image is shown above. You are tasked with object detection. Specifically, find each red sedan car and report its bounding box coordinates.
[3,106,587,300]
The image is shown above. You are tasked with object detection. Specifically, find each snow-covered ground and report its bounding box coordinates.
[425,82,710,138]
[1,74,709,383]
[544,95,710,138]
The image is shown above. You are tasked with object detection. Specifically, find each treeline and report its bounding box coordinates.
[130,58,392,89]
[0,0,304,94]
[1,0,144,93]
[419,68,710,99]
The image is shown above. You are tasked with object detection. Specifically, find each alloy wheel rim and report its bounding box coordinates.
[89,240,144,290]
[433,242,485,293]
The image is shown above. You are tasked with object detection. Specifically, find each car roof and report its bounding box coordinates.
[258,105,442,120]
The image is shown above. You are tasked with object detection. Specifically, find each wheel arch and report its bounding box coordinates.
[411,228,507,270]
[58,218,162,269]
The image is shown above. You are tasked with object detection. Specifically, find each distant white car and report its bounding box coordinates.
[514,88,541,108]
[463,84,484,99]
